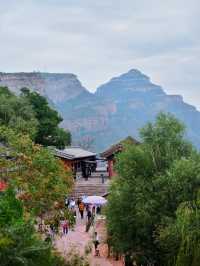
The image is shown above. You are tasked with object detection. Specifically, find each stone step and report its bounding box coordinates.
[73,188,108,193]
[74,183,109,187]
[70,181,109,200]
[75,179,110,185]
[74,184,109,189]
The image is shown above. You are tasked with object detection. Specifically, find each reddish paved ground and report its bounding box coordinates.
[54,210,123,265]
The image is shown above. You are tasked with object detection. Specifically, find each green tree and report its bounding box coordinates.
[0,126,73,217]
[0,87,38,138]
[106,113,200,265]
[140,112,192,173]
[21,88,71,148]
[0,189,61,266]
[159,197,200,266]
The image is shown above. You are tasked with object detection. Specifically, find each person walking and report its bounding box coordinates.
[96,205,101,215]
[86,204,89,212]
[92,205,96,218]
[79,201,85,219]
[87,208,92,222]
[73,208,77,220]
[101,173,104,184]
[89,206,95,225]
[77,197,81,206]
[62,219,68,235]
[85,208,92,232]
[93,232,100,256]
[65,197,70,208]
[69,198,76,210]
[49,223,55,240]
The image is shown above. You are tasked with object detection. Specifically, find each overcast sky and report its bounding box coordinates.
[0,0,200,108]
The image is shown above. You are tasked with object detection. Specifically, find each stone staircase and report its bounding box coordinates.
[71,176,110,200]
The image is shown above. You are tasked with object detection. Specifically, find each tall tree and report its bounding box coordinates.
[20,88,71,148]
[0,87,38,138]
[158,197,200,266]
[106,113,200,265]
[0,126,73,217]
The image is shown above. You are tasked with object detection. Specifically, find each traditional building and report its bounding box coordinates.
[101,136,140,178]
[54,147,97,179]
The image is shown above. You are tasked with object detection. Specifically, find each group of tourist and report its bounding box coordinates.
[41,196,101,255]
[66,196,101,224]
[66,196,101,254]
[41,216,70,243]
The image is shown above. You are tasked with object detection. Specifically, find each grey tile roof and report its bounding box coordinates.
[55,147,96,160]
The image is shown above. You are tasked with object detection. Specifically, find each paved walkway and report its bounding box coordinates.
[54,211,122,266]
[54,218,89,256]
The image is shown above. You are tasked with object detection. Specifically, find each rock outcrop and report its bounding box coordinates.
[0,72,88,103]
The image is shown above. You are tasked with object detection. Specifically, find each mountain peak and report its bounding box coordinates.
[96,68,158,97]
[116,69,150,82]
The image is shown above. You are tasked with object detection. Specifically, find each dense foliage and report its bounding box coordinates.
[0,86,76,265]
[0,87,38,138]
[0,126,73,217]
[0,86,71,148]
[159,198,200,266]
[0,189,79,266]
[106,113,200,266]
[21,88,71,148]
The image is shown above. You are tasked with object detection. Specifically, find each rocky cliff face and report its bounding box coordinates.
[93,69,200,151]
[55,69,200,151]
[1,70,200,152]
[0,72,88,104]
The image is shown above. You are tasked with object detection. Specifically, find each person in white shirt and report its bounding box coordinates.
[69,198,75,209]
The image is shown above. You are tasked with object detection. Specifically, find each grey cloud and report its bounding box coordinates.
[0,0,199,108]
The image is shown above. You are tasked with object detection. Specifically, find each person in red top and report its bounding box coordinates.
[62,219,68,235]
